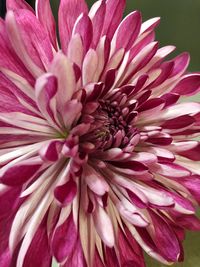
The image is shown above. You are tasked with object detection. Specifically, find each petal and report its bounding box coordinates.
[83,165,109,196]
[54,179,77,206]
[161,102,200,120]
[89,0,106,48]
[149,211,180,262]
[161,115,195,130]
[181,175,200,204]
[50,52,76,109]
[59,0,88,53]
[35,0,58,50]
[153,162,191,178]
[112,11,141,52]
[82,49,98,85]
[5,11,43,77]
[6,10,53,74]
[0,157,42,186]
[102,0,126,39]
[0,20,34,84]
[62,239,87,267]
[52,212,77,263]
[23,216,52,267]
[140,17,160,33]
[6,0,34,12]
[39,140,63,162]
[118,227,145,267]
[170,214,200,231]
[72,13,93,54]
[172,73,200,96]
[93,205,115,247]
[35,73,61,130]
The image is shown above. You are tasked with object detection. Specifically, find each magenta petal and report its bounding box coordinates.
[118,227,145,267]
[59,0,88,53]
[149,211,180,262]
[172,74,200,96]
[181,175,200,204]
[23,216,52,267]
[39,140,63,162]
[93,249,105,267]
[169,52,190,77]
[0,187,21,266]
[105,247,120,267]
[170,214,200,231]
[111,160,148,172]
[62,238,86,267]
[178,143,200,161]
[52,213,77,263]
[54,178,77,206]
[162,115,195,129]
[36,0,58,50]
[0,159,41,186]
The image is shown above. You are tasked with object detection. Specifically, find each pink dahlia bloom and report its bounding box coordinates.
[0,0,200,266]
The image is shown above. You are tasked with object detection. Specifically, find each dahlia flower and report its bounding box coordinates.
[0,0,200,266]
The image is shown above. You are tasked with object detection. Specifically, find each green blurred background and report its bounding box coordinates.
[8,1,200,266]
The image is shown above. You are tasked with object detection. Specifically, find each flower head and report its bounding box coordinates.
[1,0,200,266]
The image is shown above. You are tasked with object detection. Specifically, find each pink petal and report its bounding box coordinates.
[63,100,82,128]
[6,0,34,12]
[82,49,98,85]
[54,178,77,206]
[93,205,115,247]
[0,73,33,114]
[59,0,88,53]
[35,74,60,130]
[140,17,160,33]
[153,163,191,178]
[36,0,58,50]
[67,34,84,67]
[102,0,126,40]
[50,52,76,115]
[6,10,53,73]
[0,20,34,84]
[113,11,141,51]
[89,1,106,48]
[83,165,109,196]
[52,213,77,263]
[72,14,93,54]
[146,133,173,146]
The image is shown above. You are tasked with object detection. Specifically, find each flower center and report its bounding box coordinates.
[81,100,138,151]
